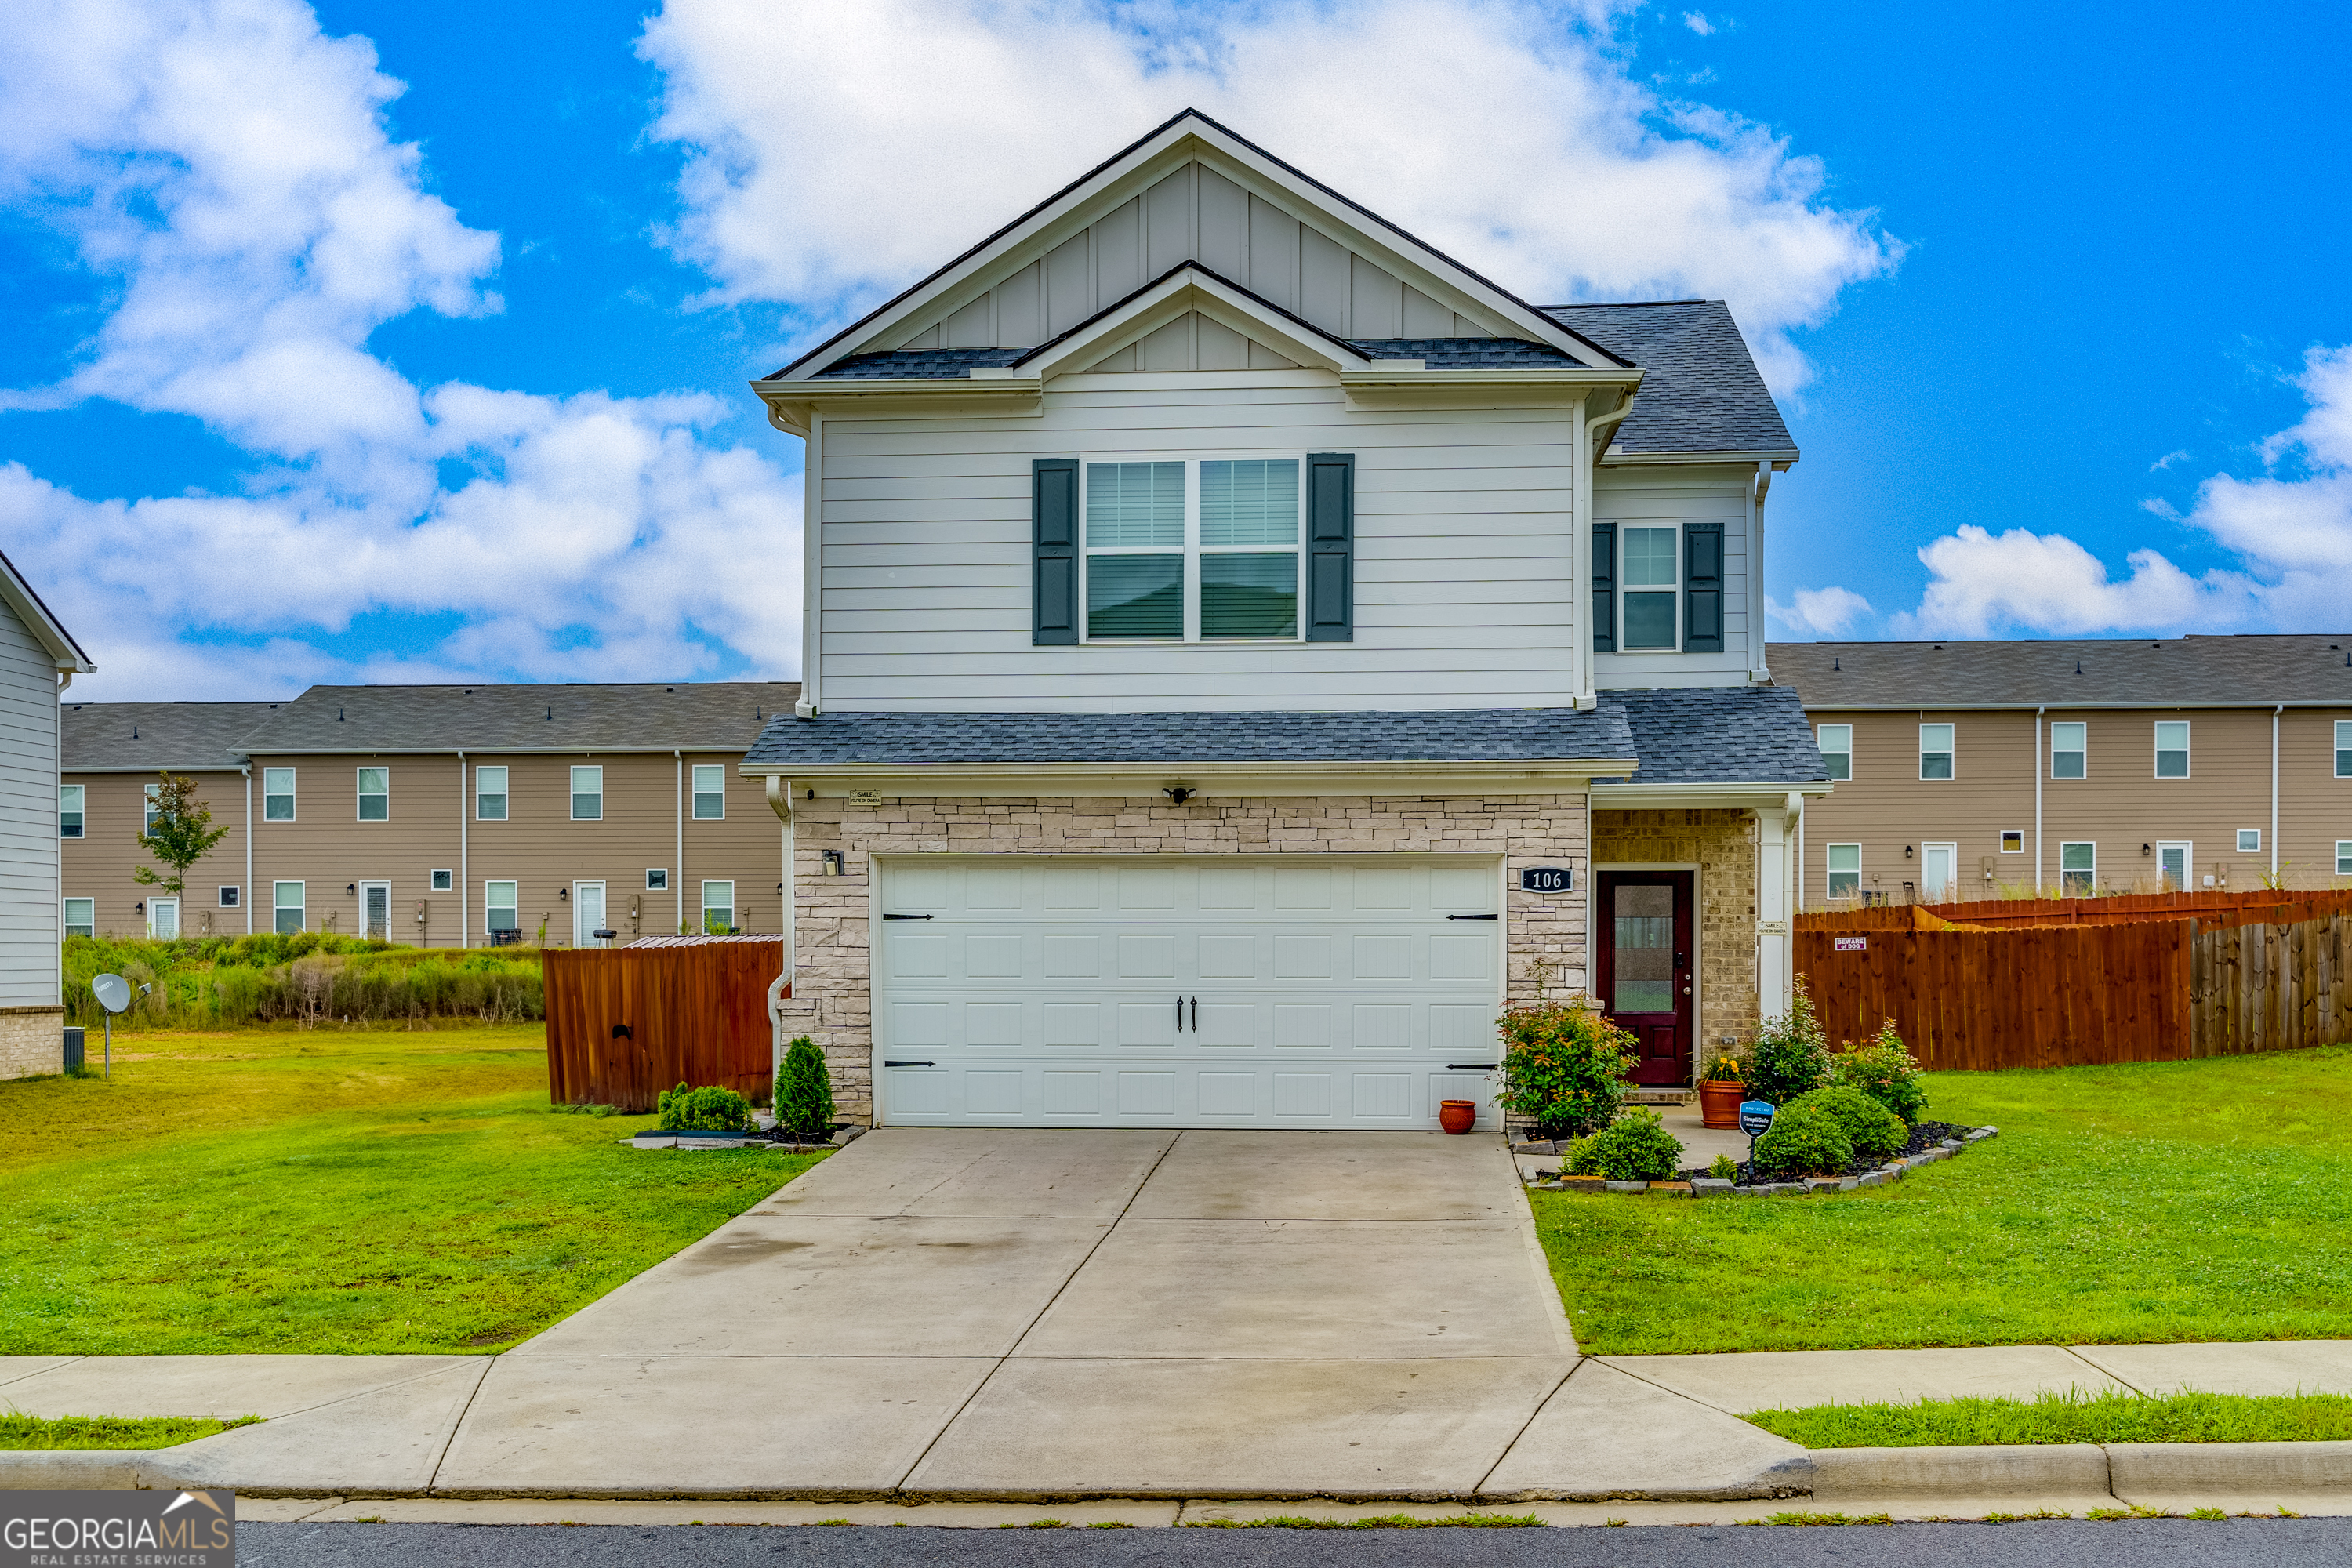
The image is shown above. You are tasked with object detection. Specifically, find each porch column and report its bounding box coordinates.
[1755,795,1795,1019]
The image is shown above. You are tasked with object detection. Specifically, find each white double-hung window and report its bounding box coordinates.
[1081,457,1301,641]
[1618,527,1679,650]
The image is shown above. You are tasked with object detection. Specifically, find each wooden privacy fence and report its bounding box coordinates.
[1797,911,2352,1071]
[1801,886,2352,934]
[542,939,784,1112]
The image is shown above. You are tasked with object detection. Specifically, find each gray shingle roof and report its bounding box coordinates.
[743,707,1636,768]
[63,702,280,772]
[812,349,1028,380]
[1545,300,1795,457]
[1594,684,1829,785]
[234,683,800,754]
[1770,636,2352,710]
[1344,338,1581,368]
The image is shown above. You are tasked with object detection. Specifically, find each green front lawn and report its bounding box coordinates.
[0,1025,822,1355]
[1748,1390,2352,1448]
[1538,1047,2352,1354]
[0,1414,263,1450]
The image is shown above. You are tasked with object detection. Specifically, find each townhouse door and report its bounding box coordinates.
[1919,843,1957,903]
[147,898,180,940]
[573,881,608,947]
[1598,870,1693,1085]
[2156,841,2191,894]
[359,881,391,942]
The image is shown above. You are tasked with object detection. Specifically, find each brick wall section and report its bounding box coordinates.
[1591,808,1759,1076]
[782,793,1591,1122]
[0,1007,64,1080]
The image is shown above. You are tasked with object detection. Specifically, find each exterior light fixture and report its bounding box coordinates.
[821,850,845,876]
[2142,843,2152,855]
[558,887,568,901]
[1904,844,1913,858]
[1163,786,1196,804]
[347,882,357,892]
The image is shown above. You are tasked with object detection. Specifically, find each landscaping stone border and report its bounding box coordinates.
[1519,1127,1998,1196]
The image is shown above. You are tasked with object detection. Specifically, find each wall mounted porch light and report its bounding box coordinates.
[821,850,845,876]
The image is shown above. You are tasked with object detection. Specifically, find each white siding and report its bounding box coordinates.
[0,598,60,1005]
[818,371,1584,711]
[880,159,1504,353]
[1592,467,1759,688]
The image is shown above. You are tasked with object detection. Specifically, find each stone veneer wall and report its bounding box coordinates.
[1590,808,1759,1078]
[0,1007,64,1080]
[781,793,1591,1122]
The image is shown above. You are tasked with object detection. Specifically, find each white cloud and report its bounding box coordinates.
[0,0,799,699]
[639,0,1899,393]
[1769,585,1871,636]
[2151,448,2189,471]
[1893,525,2258,638]
[1682,11,1716,35]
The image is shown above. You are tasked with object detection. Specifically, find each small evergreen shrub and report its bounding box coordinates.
[1828,1021,1929,1126]
[1790,1085,1907,1160]
[774,1036,837,1139]
[655,1082,752,1133]
[1708,1152,1738,1181]
[1565,1108,1683,1181]
[1751,1098,1853,1180]
[1496,998,1637,1141]
[1745,978,1832,1110]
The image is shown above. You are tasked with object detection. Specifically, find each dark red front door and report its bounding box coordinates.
[1598,870,1693,1085]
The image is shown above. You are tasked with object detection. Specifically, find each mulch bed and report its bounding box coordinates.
[1671,1119,1974,1183]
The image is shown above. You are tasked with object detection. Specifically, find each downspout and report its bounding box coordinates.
[1577,393,1638,711]
[1751,461,1775,681]
[796,414,823,718]
[2272,703,2283,883]
[674,750,684,936]
[241,764,253,935]
[2034,706,2045,895]
[457,750,467,949]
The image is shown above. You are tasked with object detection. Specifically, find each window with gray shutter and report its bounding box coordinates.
[1032,457,1079,644]
[1305,452,1352,641]
[1683,522,1723,652]
[1592,523,1615,652]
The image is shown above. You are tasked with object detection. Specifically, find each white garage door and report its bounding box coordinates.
[873,856,1503,1129]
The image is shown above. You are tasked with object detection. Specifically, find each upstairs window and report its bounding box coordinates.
[1825,844,1861,901]
[1919,723,1955,781]
[2154,720,2190,778]
[143,782,162,831]
[2337,720,2351,779]
[476,765,509,821]
[63,898,94,938]
[571,765,603,821]
[1815,724,1853,781]
[1081,457,1301,641]
[1618,527,1679,650]
[263,768,296,821]
[356,767,389,821]
[2050,721,2086,779]
[59,784,83,839]
[691,764,726,820]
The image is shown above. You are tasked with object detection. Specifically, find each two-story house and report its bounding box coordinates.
[740,111,1831,1130]
[2,547,93,1080]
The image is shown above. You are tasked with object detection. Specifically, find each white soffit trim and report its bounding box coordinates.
[739,758,1638,799]
[1592,780,1833,809]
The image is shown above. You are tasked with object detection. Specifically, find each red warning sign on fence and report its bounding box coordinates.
[1834,935,1867,952]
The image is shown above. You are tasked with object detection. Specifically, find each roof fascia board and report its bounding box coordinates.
[64,764,249,774]
[1593,780,1833,807]
[739,758,1637,797]
[241,745,761,757]
[1791,699,2352,712]
[0,548,94,672]
[1602,451,1799,467]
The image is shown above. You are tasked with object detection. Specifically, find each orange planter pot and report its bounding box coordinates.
[1698,1081,1747,1129]
[1438,1099,1479,1135]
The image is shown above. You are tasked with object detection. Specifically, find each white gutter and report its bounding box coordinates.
[457,750,467,950]
[2272,704,2283,882]
[2034,706,2045,895]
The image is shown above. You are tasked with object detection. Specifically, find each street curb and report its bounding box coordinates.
[2107,1439,2352,1494]
[1809,1443,2106,1501]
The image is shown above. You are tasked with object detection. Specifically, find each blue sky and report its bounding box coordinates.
[2,0,2347,699]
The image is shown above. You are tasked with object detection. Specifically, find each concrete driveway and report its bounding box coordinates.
[434,1127,1619,1498]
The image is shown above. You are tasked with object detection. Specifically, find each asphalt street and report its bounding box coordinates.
[243,1518,2352,1566]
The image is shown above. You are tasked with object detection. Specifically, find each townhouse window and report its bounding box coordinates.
[476,765,509,821]
[1618,527,1679,650]
[2000,830,2024,854]
[263,768,296,821]
[485,880,519,935]
[59,784,83,839]
[1919,723,1955,780]
[63,898,94,938]
[1816,724,1853,782]
[2049,721,2086,779]
[2238,829,2262,854]
[431,869,453,891]
[691,764,726,820]
[357,766,389,821]
[2339,841,2352,877]
[2337,721,2352,779]
[571,765,603,821]
[701,880,735,933]
[2154,720,2190,778]
[218,886,239,908]
[2060,843,2096,897]
[1826,844,1861,901]
[273,880,306,935]
[144,782,162,831]
[1080,458,1302,641]
[646,868,668,891]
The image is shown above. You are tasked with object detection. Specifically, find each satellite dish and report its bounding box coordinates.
[92,973,132,1014]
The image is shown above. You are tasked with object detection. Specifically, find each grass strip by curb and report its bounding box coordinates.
[0,1414,262,1450]
[1746,1388,2352,1447]
[1181,1514,1545,1529]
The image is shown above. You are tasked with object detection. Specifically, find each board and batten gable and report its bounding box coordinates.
[1592,464,1765,689]
[815,366,1593,712]
[0,593,64,1007]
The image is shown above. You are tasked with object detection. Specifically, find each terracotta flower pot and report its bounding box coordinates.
[1438,1099,1479,1135]
[1698,1080,1746,1129]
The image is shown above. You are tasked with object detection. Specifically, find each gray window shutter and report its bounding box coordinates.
[1684,522,1723,652]
[1592,523,1616,653]
[1033,458,1078,645]
[1305,452,1354,641]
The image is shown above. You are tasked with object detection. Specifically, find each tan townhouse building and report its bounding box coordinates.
[61,682,797,946]
[1773,636,2352,906]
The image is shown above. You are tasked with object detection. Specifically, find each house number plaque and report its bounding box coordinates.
[1518,866,1573,893]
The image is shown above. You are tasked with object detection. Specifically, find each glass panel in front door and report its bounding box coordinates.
[2159,845,2187,892]
[1613,884,1675,1012]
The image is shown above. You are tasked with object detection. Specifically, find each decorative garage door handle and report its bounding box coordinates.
[1446,1062,1499,1070]
[884,1059,935,1066]
[1190,996,1197,1031]
[1447,913,1499,920]
[882,913,932,920]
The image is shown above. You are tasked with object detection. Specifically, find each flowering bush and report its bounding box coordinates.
[1828,1020,1929,1126]
[1496,998,1636,1141]
[1745,978,1833,1110]
[1701,1053,1746,1083]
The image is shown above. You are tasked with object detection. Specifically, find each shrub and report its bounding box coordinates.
[1790,1085,1907,1161]
[1751,1098,1853,1181]
[655,1082,752,1133]
[1708,1152,1738,1181]
[1564,1108,1682,1181]
[775,1036,837,1139]
[1828,1021,1929,1126]
[1496,998,1636,1141]
[1745,978,1832,1110]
